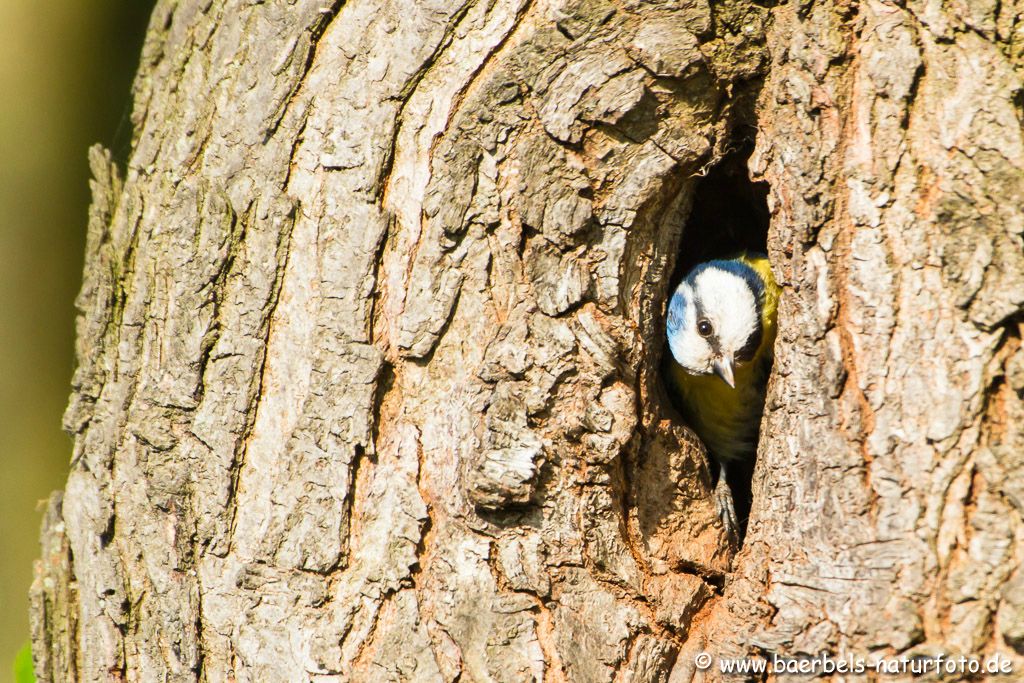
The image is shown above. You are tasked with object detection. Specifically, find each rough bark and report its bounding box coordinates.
[30,0,1024,681]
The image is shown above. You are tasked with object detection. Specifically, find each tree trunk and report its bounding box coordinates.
[31,0,1024,681]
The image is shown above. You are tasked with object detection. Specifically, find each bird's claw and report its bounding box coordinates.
[713,472,740,543]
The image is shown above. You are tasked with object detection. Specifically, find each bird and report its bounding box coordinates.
[664,251,779,538]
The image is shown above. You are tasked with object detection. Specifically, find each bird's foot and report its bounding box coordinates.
[713,464,740,544]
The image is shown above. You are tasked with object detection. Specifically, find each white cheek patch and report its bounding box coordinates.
[693,269,759,356]
[670,330,714,374]
[667,282,715,374]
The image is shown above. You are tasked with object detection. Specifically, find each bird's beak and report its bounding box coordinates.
[713,356,736,389]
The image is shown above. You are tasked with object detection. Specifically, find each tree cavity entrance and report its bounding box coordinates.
[667,140,771,545]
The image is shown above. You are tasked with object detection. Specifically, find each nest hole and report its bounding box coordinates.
[667,140,771,544]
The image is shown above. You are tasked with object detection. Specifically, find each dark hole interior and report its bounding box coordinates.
[672,139,769,277]
[665,139,771,543]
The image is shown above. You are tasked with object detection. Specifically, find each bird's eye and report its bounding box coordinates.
[697,319,713,337]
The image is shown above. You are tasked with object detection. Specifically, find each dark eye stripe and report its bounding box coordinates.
[740,273,765,362]
[690,293,724,354]
[735,324,762,362]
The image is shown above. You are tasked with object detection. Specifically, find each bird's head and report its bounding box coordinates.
[666,260,764,388]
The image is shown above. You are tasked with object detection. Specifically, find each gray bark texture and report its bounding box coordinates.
[30,0,1024,681]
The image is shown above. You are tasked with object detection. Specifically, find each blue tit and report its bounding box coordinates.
[665,251,779,535]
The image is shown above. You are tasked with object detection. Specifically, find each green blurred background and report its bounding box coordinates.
[0,1,153,678]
